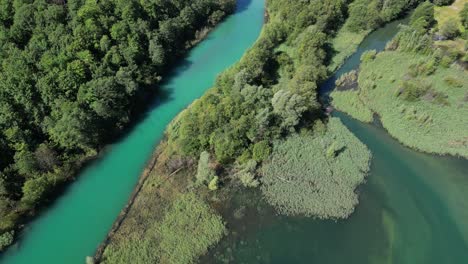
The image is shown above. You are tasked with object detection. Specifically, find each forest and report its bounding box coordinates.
[0,0,235,242]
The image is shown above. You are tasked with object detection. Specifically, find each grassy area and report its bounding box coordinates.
[435,0,467,29]
[332,51,468,158]
[331,90,374,123]
[261,118,372,219]
[328,25,370,72]
[101,145,225,264]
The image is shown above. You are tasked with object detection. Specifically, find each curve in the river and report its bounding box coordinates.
[203,16,468,264]
[0,1,265,263]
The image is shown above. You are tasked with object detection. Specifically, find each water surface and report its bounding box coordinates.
[0,1,265,263]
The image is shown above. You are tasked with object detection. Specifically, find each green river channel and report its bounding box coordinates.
[2,1,468,264]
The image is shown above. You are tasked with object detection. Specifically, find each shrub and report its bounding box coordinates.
[361,50,377,62]
[399,79,432,101]
[196,151,215,184]
[439,19,461,39]
[252,141,272,162]
[235,160,260,188]
[0,231,14,251]
[410,2,436,32]
[444,76,463,88]
[208,176,219,191]
[461,3,468,29]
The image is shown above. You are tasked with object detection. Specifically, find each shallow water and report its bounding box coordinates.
[204,112,468,264]
[0,1,265,263]
[203,15,468,264]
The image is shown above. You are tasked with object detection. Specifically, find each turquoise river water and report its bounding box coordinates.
[0,0,265,263]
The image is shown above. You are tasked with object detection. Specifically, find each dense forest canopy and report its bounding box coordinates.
[0,0,235,235]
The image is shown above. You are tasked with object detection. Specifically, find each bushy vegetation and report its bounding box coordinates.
[0,0,234,233]
[261,118,372,219]
[0,230,14,251]
[166,0,351,165]
[332,1,468,158]
[346,0,428,32]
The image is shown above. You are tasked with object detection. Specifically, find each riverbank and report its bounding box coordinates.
[331,1,468,158]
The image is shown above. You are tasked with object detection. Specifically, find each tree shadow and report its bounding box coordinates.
[236,0,253,14]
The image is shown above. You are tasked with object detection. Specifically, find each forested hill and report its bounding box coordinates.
[0,0,234,236]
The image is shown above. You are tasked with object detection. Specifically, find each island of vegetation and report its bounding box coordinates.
[98,0,438,263]
[0,0,236,251]
[331,0,468,158]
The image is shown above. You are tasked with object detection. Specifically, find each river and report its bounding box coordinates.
[0,1,265,263]
[202,16,468,264]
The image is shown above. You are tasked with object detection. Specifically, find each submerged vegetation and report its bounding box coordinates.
[331,0,468,158]
[261,118,372,219]
[0,0,235,244]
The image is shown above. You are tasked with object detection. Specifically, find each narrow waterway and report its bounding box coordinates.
[0,1,265,263]
[203,16,468,264]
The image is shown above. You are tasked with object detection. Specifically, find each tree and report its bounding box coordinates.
[439,18,461,39]
[196,151,215,184]
[252,141,271,162]
[14,150,38,177]
[21,176,51,206]
[208,176,219,191]
[347,0,381,32]
[461,3,468,29]
[271,90,308,131]
[410,2,435,32]
[34,144,58,172]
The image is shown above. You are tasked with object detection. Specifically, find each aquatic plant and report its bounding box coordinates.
[261,118,372,219]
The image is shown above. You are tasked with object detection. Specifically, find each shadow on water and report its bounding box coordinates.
[237,0,254,13]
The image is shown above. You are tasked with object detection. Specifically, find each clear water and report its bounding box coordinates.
[204,16,468,264]
[0,1,265,263]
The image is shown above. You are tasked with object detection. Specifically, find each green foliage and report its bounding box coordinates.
[333,50,468,158]
[252,140,272,162]
[440,18,461,39]
[0,0,235,231]
[103,191,226,264]
[167,0,349,164]
[347,0,423,32]
[0,230,14,251]
[347,0,381,32]
[196,151,215,185]
[261,118,372,219]
[399,79,432,101]
[208,176,219,191]
[331,89,375,123]
[410,2,436,32]
[155,193,226,264]
[235,160,260,188]
[461,3,468,28]
[21,176,52,206]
